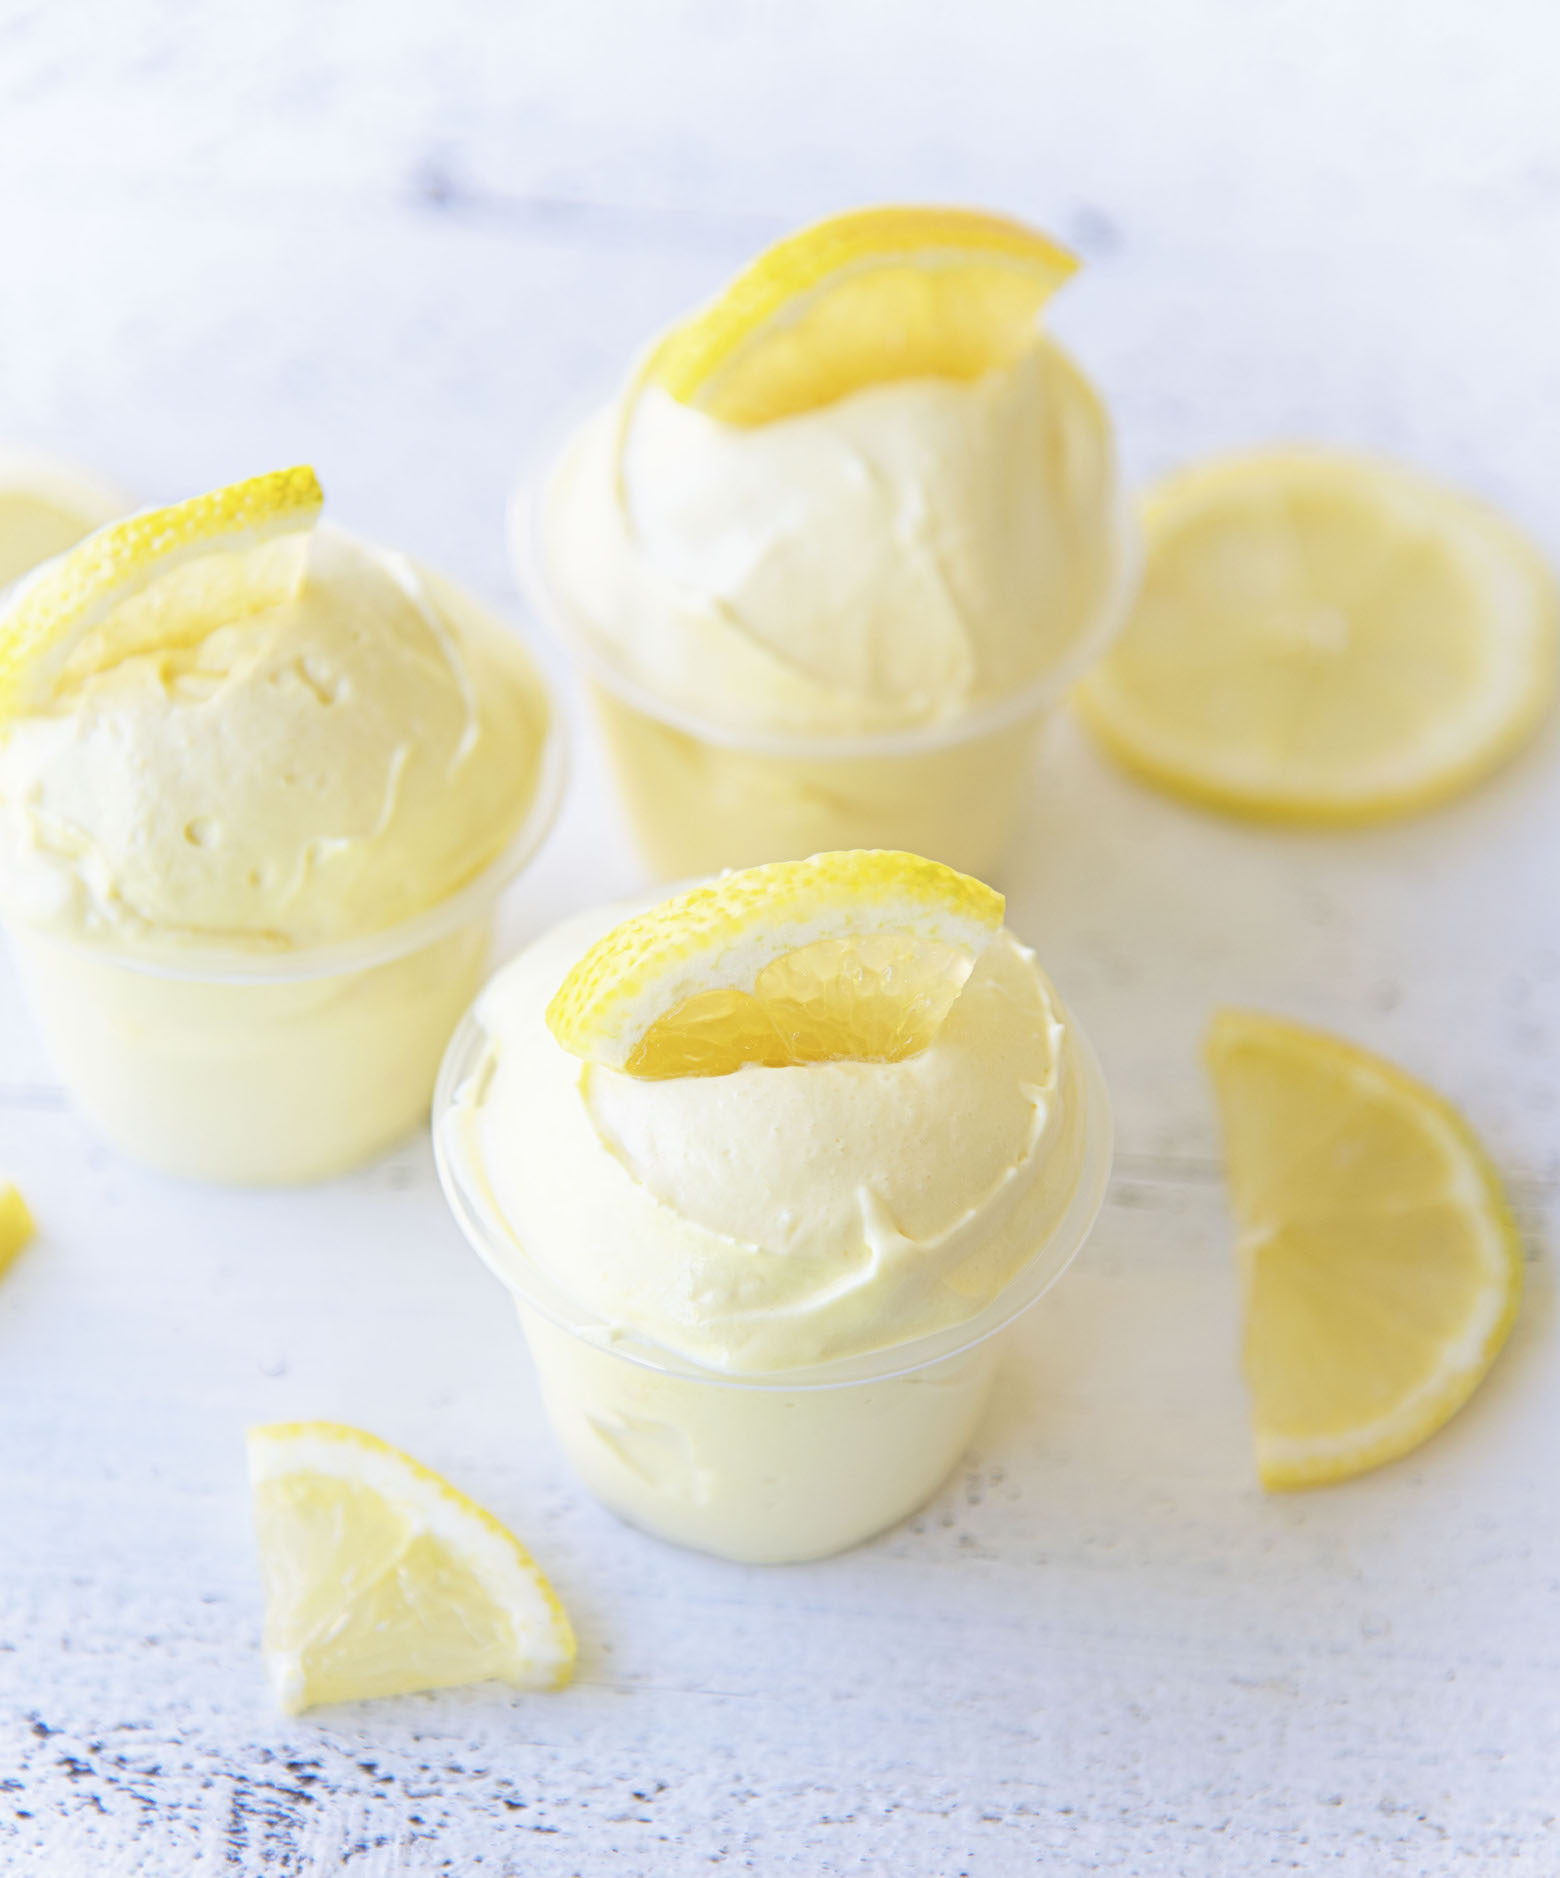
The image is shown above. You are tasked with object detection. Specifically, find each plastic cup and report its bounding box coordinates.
[433,998,1112,1564]
[512,439,1140,882]
[3,591,566,1187]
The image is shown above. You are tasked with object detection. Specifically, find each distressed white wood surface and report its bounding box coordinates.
[2,3,1559,1871]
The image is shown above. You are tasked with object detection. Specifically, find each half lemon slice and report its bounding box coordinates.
[546,850,1005,1079]
[640,205,1079,427]
[1206,1011,1522,1490]
[248,1422,575,1715]
[0,465,323,719]
[1076,451,1558,821]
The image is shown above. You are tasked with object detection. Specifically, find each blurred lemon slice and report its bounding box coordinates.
[0,453,125,590]
[1076,452,1558,821]
[1206,1010,1522,1489]
[248,1422,575,1715]
[546,849,1005,1079]
[0,1183,34,1278]
[640,205,1079,427]
[0,465,323,719]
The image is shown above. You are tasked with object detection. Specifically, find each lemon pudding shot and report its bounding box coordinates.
[0,468,560,1183]
[523,207,1134,879]
[436,851,1111,1563]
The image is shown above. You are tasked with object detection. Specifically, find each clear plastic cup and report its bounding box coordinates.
[512,436,1140,883]
[3,594,566,1187]
[433,1000,1112,1564]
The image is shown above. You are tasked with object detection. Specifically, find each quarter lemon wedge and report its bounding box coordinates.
[639,205,1079,427]
[0,1183,34,1278]
[1206,1011,1522,1490]
[546,850,1005,1079]
[1076,452,1558,821]
[248,1423,575,1715]
[0,465,323,719]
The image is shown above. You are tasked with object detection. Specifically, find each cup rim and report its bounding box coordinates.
[2,582,569,987]
[509,418,1143,762]
[432,973,1115,1393]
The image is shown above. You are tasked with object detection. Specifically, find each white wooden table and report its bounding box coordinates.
[3,4,1558,1871]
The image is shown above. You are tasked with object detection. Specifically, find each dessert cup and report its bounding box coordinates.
[512,441,1140,883]
[3,579,566,1187]
[434,997,1112,1564]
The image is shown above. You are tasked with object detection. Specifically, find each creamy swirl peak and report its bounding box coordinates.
[542,337,1120,739]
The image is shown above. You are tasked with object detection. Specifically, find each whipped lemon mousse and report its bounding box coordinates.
[0,468,560,1183]
[525,207,1133,879]
[436,852,1111,1563]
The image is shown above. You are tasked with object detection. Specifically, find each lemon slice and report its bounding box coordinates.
[0,1183,34,1278]
[546,849,1004,1079]
[640,205,1079,427]
[248,1422,575,1715]
[1206,1011,1522,1490]
[1075,452,1558,821]
[0,465,323,718]
[0,454,125,590]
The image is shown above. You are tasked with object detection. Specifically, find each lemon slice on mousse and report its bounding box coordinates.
[0,465,323,719]
[1076,451,1558,821]
[637,204,1079,428]
[249,1422,575,1716]
[1207,1011,1522,1490]
[547,850,1006,1080]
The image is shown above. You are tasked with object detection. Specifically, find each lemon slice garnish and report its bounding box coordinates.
[0,1183,34,1278]
[0,454,125,590]
[0,465,323,718]
[248,1422,575,1715]
[546,850,1005,1079]
[639,205,1079,427]
[1075,451,1558,821]
[1206,1010,1522,1490]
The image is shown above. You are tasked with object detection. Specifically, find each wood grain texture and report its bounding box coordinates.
[2,2,1559,1871]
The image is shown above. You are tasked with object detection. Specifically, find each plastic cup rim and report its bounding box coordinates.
[508,420,1143,762]
[431,978,1115,1394]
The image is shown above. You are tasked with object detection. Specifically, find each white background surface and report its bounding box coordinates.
[3,2,1559,1872]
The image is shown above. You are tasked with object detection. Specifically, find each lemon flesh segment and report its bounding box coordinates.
[0,465,323,718]
[547,850,1005,1077]
[0,1183,35,1277]
[1076,452,1559,822]
[248,1422,575,1715]
[641,205,1079,427]
[1206,1011,1522,1490]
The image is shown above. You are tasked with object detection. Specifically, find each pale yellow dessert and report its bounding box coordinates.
[437,853,1110,1562]
[526,208,1132,878]
[0,470,558,1182]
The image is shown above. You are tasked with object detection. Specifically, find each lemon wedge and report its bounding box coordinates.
[640,205,1079,427]
[0,465,323,719]
[248,1422,574,1715]
[546,850,1005,1079]
[0,1183,34,1277]
[1206,1011,1522,1490]
[0,454,124,590]
[1076,451,1558,821]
